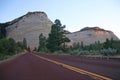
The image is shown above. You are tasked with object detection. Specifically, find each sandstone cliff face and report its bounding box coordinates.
[6,12,52,48]
[6,11,119,48]
[66,27,119,46]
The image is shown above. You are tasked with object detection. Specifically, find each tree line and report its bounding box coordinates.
[68,38,120,56]
[0,38,28,60]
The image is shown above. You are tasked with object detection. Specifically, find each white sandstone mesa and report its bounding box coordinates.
[6,12,52,48]
[66,27,119,46]
[5,11,119,48]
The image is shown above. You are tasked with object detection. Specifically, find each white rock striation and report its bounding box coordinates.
[6,12,52,48]
[5,12,119,48]
[66,27,119,46]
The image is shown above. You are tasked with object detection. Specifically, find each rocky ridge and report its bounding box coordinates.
[6,11,52,48]
[5,11,119,48]
[66,27,119,46]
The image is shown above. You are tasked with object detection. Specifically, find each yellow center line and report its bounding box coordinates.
[32,53,112,80]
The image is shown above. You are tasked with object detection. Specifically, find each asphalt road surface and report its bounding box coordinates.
[0,53,94,80]
[38,53,120,80]
[0,53,120,80]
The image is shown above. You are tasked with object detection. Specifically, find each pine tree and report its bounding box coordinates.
[104,38,112,49]
[0,23,9,39]
[38,33,46,51]
[23,38,27,49]
[46,19,70,52]
[27,46,30,52]
[0,24,6,39]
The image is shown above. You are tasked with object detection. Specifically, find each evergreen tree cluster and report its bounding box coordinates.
[0,23,9,39]
[0,38,28,60]
[38,19,70,52]
[38,33,47,52]
[68,38,120,55]
[0,22,29,59]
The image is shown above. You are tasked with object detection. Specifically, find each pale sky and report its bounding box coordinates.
[0,0,120,38]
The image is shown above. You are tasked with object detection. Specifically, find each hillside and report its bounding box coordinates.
[4,11,119,48]
[6,12,52,48]
[66,27,119,46]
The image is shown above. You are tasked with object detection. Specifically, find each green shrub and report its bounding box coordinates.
[67,49,79,55]
[100,48,117,56]
[89,50,99,55]
[78,50,89,55]
[53,50,63,54]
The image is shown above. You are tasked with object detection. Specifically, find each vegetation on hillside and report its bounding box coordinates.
[66,38,120,56]
[37,19,120,56]
[0,19,120,60]
[0,23,28,60]
[0,38,27,60]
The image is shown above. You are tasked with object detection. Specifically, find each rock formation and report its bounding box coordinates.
[66,27,119,46]
[5,11,119,48]
[6,11,52,48]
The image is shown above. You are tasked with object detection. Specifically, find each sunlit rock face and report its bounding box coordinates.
[66,27,119,46]
[5,12,119,48]
[6,11,52,48]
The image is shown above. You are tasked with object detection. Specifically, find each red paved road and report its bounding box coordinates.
[39,54,120,80]
[0,53,94,80]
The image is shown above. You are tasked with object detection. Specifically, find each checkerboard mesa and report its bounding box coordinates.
[6,11,53,48]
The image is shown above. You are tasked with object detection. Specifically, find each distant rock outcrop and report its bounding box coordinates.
[6,11,52,48]
[66,27,119,46]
